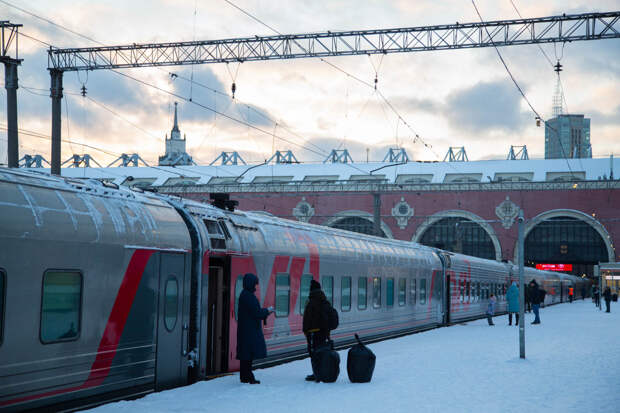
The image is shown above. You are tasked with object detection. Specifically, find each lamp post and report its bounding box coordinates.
[518,210,526,359]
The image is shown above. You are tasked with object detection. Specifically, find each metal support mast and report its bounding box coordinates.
[1,22,22,168]
[46,11,620,174]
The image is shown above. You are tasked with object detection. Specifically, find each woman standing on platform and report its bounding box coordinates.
[506,282,519,326]
[603,287,612,313]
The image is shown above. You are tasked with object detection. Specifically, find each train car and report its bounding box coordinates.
[0,169,586,411]
[0,170,193,411]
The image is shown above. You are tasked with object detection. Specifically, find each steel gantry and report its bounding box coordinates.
[44,11,620,174]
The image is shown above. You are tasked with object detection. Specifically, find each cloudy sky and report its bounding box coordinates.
[1,0,619,166]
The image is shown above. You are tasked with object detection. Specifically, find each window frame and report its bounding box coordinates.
[234,274,244,320]
[372,277,382,308]
[40,269,83,344]
[275,273,290,317]
[386,278,394,307]
[299,274,313,314]
[322,275,334,305]
[398,278,406,306]
[410,278,417,305]
[420,278,427,305]
[341,276,352,312]
[164,276,179,332]
[358,277,367,310]
[0,269,5,346]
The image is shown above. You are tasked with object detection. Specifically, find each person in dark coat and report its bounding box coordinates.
[603,287,612,313]
[506,282,519,326]
[525,283,533,313]
[581,285,586,300]
[529,280,542,324]
[593,286,600,307]
[236,273,273,384]
[486,294,496,326]
[302,279,334,381]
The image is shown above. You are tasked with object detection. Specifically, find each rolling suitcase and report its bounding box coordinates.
[311,340,340,383]
[347,333,376,383]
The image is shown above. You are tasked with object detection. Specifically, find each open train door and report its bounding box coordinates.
[206,257,231,375]
[156,252,189,390]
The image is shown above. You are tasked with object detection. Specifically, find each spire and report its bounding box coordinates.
[170,102,181,140]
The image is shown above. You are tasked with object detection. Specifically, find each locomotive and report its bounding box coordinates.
[0,169,587,411]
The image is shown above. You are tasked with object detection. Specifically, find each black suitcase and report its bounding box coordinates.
[347,333,376,383]
[311,341,340,383]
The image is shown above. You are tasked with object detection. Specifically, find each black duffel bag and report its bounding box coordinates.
[311,340,340,383]
[613,293,618,302]
[347,333,376,383]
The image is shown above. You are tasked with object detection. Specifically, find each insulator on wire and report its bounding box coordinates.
[231,82,236,99]
[374,75,378,90]
[535,116,541,127]
[80,85,87,97]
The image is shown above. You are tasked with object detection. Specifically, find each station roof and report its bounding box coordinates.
[52,157,618,187]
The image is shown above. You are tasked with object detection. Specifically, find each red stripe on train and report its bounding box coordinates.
[0,249,153,407]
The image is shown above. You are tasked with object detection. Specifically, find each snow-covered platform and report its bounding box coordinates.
[89,301,619,413]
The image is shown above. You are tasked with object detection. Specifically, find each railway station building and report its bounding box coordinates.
[60,154,620,280]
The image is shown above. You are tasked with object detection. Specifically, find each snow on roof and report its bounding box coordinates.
[32,156,619,186]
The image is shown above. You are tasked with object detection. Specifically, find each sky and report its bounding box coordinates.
[0,0,619,166]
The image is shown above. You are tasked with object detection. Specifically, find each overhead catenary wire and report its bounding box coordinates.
[470,0,575,177]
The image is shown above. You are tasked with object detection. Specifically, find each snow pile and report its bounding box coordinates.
[89,301,620,413]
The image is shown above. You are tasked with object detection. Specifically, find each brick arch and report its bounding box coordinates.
[322,210,394,239]
[513,209,614,263]
[412,209,502,261]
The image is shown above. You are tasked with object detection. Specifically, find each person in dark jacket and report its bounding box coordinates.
[529,280,542,324]
[302,279,334,381]
[486,294,496,325]
[236,273,273,384]
[593,286,601,307]
[603,287,612,313]
[525,283,533,313]
[581,285,586,300]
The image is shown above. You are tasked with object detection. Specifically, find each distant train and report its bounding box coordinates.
[0,169,588,411]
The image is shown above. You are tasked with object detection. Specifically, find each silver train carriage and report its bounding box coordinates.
[0,169,587,411]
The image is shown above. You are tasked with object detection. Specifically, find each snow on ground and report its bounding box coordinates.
[89,301,620,413]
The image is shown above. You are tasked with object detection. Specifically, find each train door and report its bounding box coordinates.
[206,259,230,374]
[156,252,187,390]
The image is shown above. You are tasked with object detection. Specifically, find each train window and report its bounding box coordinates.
[398,278,406,306]
[323,276,334,305]
[300,275,313,314]
[460,280,465,303]
[218,220,232,239]
[410,278,416,305]
[386,278,394,307]
[234,275,244,320]
[476,282,481,301]
[41,270,82,343]
[275,274,290,317]
[204,220,226,250]
[358,278,367,310]
[372,277,382,308]
[0,270,4,345]
[164,277,179,331]
[420,278,427,305]
[466,281,471,303]
[341,277,352,311]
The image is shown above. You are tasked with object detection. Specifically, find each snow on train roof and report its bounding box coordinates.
[51,156,617,187]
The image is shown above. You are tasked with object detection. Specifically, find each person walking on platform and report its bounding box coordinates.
[236,273,274,384]
[303,279,338,381]
[603,287,612,313]
[525,282,533,313]
[568,286,574,303]
[486,294,496,325]
[581,285,586,300]
[529,280,542,324]
[506,282,519,326]
[593,286,601,307]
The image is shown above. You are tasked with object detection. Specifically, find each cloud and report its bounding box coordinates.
[443,80,530,134]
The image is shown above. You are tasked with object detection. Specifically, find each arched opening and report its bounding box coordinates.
[330,216,387,238]
[417,217,496,260]
[524,216,610,278]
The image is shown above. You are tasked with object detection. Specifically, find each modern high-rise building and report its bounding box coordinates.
[545,114,591,159]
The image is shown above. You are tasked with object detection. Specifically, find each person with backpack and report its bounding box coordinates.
[603,287,612,313]
[529,280,542,324]
[303,279,338,381]
[236,273,274,384]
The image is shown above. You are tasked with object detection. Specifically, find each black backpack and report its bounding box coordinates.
[311,340,340,383]
[347,334,376,383]
[328,305,339,330]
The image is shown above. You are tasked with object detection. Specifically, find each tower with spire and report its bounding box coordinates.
[158,102,195,166]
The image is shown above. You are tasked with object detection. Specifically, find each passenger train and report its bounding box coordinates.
[0,169,588,411]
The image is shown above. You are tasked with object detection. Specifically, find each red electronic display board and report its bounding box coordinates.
[535,263,573,271]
